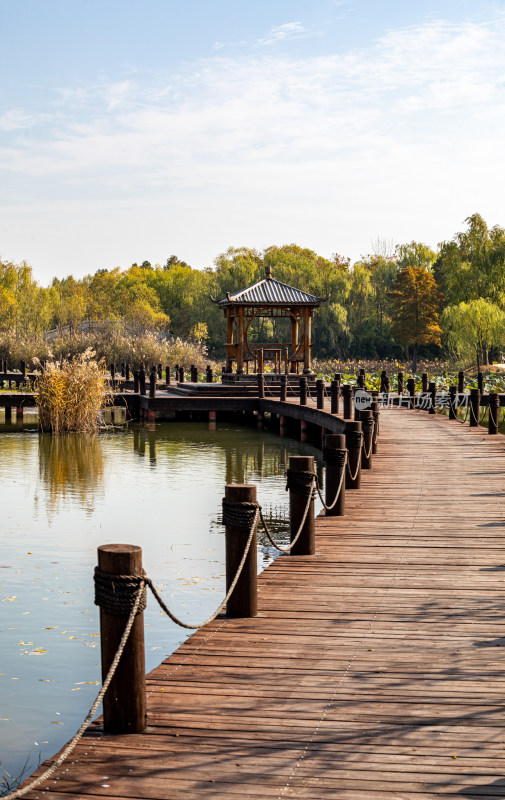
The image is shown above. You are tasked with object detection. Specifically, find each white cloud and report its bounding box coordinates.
[2,15,505,275]
[0,109,51,132]
[257,21,307,46]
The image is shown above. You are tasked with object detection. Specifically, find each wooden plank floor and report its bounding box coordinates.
[24,408,505,799]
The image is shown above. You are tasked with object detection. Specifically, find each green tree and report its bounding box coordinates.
[441,298,505,369]
[435,214,505,306]
[388,267,443,371]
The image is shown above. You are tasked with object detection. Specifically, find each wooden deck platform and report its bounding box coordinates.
[22,407,505,799]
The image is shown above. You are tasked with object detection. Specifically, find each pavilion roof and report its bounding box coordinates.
[216,273,327,307]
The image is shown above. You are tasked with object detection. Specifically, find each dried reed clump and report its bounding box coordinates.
[36,350,111,433]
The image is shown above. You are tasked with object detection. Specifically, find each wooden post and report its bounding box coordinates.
[225,485,257,617]
[257,374,265,399]
[429,382,436,415]
[179,367,184,383]
[97,544,146,734]
[360,409,373,469]
[20,360,26,376]
[330,380,340,414]
[149,368,156,398]
[470,388,480,427]
[16,406,23,421]
[323,434,345,517]
[489,392,498,434]
[299,377,307,405]
[342,384,352,419]
[191,365,198,382]
[458,371,464,394]
[165,366,171,385]
[422,373,428,393]
[5,406,12,422]
[139,368,146,396]
[449,385,457,420]
[478,372,484,394]
[280,374,287,401]
[125,363,130,382]
[133,370,139,393]
[345,421,362,490]
[110,363,116,382]
[407,378,415,408]
[288,455,315,555]
[397,371,404,394]
[316,379,324,409]
[157,364,162,380]
[371,398,379,454]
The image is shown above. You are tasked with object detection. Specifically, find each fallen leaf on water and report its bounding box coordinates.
[51,721,63,725]
[2,596,17,602]
[0,718,12,721]
[74,681,98,685]
[71,688,80,692]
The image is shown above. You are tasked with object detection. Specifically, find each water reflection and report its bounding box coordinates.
[38,433,104,514]
[131,424,325,487]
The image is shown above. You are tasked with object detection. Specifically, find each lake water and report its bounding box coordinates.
[0,418,323,787]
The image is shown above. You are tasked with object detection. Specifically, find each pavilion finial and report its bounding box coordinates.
[265,265,272,279]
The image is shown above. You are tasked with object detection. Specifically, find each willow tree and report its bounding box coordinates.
[441,298,505,369]
[388,266,442,371]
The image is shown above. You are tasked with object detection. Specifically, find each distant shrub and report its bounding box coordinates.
[0,325,212,371]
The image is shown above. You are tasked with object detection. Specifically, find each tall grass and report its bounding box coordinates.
[36,351,111,433]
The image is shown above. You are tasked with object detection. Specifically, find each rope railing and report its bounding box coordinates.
[315,456,347,512]
[345,430,363,482]
[448,396,470,424]
[3,585,144,800]
[258,473,315,553]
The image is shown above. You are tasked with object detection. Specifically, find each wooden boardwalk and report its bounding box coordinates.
[25,407,505,799]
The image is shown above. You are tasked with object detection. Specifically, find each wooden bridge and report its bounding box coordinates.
[14,398,505,799]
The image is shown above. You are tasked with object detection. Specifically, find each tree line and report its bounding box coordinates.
[1,213,505,370]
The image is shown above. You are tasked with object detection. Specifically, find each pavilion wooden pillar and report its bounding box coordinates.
[225,310,234,373]
[236,307,245,374]
[302,309,312,373]
[290,315,299,373]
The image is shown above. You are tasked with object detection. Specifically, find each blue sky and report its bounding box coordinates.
[1,0,505,282]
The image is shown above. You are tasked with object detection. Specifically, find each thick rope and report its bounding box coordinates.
[258,475,316,553]
[146,508,259,630]
[449,397,470,424]
[286,469,317,498]
[488,403,499,430]
[4,584,144,800]
[222,499,259,531]
[361,420,374,460]
[315,457,347,511]
[94,570,147,615]
[346,444,362,482]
